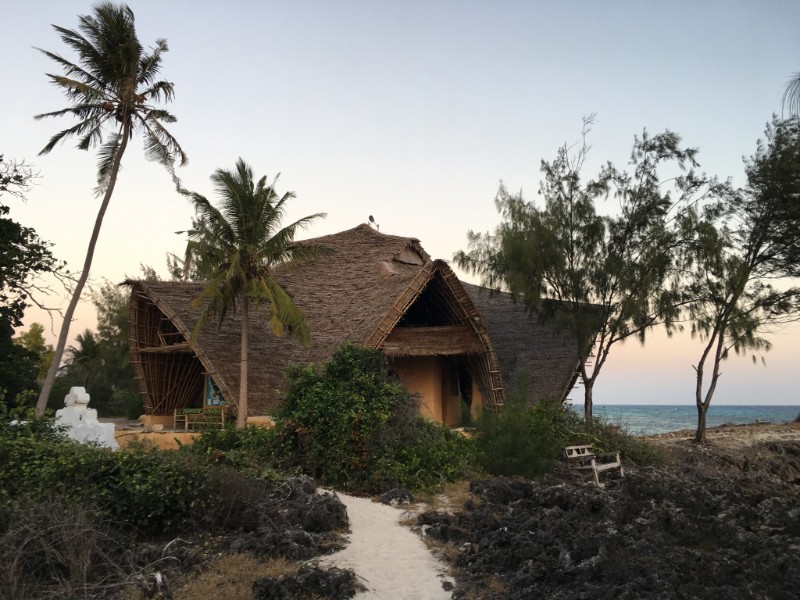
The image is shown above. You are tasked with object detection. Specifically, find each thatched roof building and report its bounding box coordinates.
[463,283,582,403]
[126,224,584,425]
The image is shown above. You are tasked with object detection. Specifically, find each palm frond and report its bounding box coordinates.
[782,72,800,117]
[142,107,177,123]
[185,158,324,350]
[138,113,187,165]
[77,116,111,150]
[138,40,168,87]
[35,101,107,121]
[262,213,327,263]
[45,74,107,102]
[95,132,122,193]
[140,81,176,105]
[35,48,104,89]
[37,113,112,154]
[261,275,310,344]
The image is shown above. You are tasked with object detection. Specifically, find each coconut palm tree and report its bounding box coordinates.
[34,3,186,416]
[187,159,325,428]
[66,330,103,388]
[783,71,800,116]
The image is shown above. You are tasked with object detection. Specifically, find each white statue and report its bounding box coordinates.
[55,386,119,450]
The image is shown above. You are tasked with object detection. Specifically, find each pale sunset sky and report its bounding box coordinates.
[2,1,799,405]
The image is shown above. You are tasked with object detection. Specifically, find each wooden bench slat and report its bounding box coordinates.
[562,444,624,487]
[173,407,227,430]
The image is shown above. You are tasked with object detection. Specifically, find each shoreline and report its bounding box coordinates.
[641,419,800,448]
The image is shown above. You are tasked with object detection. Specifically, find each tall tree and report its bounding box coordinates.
[686,117,800,443]
[186,158,325,428]
[13,323,54,384]
[48,279,145,415]
[34,3,187,417]
[1,157,63,408]
[783,70,800,116]
[168,215,217,281]
[66,329,103,388]
[456,119,724,421]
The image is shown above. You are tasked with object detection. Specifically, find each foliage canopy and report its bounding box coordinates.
[685,116,800,442]
[456,118,725,421]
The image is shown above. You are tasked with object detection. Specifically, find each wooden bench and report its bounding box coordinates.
[563,444,624,487]
[173,407,227,431]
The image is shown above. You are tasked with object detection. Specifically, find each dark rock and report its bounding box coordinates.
[292,491,349,533]
[380,487,415,506]
[429,441,800,599]
[252,566,363,600]
[228,476,349,560]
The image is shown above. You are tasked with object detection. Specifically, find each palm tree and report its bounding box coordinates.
[187,159,325,428]
[67,329,103,388]
[34,3,187,417]
[783,71,800,116]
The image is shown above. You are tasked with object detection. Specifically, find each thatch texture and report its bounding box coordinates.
[462,283,583,403]
[127,224,504,416]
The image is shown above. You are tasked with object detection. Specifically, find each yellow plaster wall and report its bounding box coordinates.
[139,415,174,428]
[441,360,462,427]
[246,415,275,428]
[390,356,463,426]
[116,415,274,450]
[391,356,444,422]
[115,430,198,450]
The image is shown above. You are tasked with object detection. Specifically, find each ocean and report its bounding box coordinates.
[570,404,800,436]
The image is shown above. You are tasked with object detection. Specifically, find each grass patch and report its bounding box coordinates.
[174,554,299,600]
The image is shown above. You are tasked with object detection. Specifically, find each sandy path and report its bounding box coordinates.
[318,493,453,600]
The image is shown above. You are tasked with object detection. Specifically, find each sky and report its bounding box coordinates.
[2,0,799,406]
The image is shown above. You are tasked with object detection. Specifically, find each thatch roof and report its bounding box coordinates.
[462,283,583,403]
[127,224,504,416]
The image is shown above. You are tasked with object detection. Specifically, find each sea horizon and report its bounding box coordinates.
[568,404,799,435]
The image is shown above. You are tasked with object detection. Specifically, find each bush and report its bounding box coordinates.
[0,420,215,535]
[273,343,475,494]
[106,387,144,419]
[475,390,664,478]
[0,494,134,600]
[475,393,575,478]
[372,417,475,493]
[574,414,666,466]
[184,423,282,483]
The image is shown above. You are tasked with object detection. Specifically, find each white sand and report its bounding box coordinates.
[318,493,454,600]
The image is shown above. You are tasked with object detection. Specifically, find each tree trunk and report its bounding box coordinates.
[693,326,725,445]
[35,126,130,417]
[694,402,708,444]
[584,382,594,422]
[237,297,249,429]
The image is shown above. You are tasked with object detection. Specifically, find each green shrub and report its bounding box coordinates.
[184,423,281,482]
[574,414,666,466]
[273,343,475,494]
[372,417,476,493]
[475,393,574,478]
[475,390,664,478]
[0,421,214,535]
[105,387,144,419]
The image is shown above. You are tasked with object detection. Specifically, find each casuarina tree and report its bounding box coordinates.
[456,117,726,421]
[185,158,325,428]
[685,117,800,443]
[34,3,187,416]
